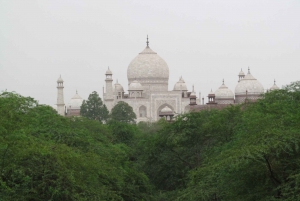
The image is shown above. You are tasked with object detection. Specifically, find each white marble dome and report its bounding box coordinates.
[127,46,169,84]
[173,77,188,91]
[215,80,234,99]
[114,80,124,92]
[235,70,264,95]
[270,80,280,91]
[68,91,83,109]
[129,80,143,91]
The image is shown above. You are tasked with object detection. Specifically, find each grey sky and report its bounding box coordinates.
[1,0,299,107]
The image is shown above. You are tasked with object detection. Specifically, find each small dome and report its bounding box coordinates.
[57,75,63,83]
[190,91,196,97]
[114,80,124,92]
[129,80,143,91]
[235,69,264,95]
[239,69,245,76]
[270,80,280,91]
[208,89,215,96]
[159,106,174,116]
[68,91,83,109]
[215,80,234,99]
[173,76,188,91]
[161,106,173,113]
[105,67,112,75]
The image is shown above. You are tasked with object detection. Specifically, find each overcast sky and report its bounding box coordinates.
[1,0,299,107]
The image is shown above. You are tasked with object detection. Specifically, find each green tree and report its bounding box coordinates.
[80,91,109,122]
[178,82,300,201]
[111,101,136,123]
[0,91,152,201]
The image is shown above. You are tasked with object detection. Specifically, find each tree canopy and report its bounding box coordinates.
[110,101,136,123]
[80,91,109,122]
[0,92,150,200]
[2,80,300,200]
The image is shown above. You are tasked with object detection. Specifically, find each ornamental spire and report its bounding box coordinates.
[146,35,149,47]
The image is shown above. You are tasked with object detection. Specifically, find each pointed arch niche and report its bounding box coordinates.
[139,105,147,118]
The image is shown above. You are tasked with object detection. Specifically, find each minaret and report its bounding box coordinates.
[56,75,65,116]
[105,67,113,100]
[189,85,197,105]
[238,68,245,82]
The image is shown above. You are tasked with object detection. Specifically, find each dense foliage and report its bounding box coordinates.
[1,81,300,200]
[0,92,150,200]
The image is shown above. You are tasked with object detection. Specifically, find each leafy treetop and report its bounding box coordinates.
[111,101,136,123]
[80,91,109,122]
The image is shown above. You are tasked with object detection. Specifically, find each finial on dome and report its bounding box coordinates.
[222,79,224,84]
[146,35,149,47]
[192,84,195,92]
[76,90,78,94]
[274,79,276,84]
[248,67,250,74]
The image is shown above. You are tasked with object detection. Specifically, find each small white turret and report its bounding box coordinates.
[238,68,245,82]
[189,85,197,105]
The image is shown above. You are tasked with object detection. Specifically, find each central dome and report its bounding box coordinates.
[127,46,169,87]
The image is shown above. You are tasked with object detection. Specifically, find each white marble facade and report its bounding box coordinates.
[103,42,196,122]
[57,38,275,120]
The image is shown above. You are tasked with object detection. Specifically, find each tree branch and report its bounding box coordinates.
[264,155,281,185]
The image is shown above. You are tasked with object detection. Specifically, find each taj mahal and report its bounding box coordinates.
[56,37,279,122]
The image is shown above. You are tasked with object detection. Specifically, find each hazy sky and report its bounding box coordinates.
[1,0,299,107]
